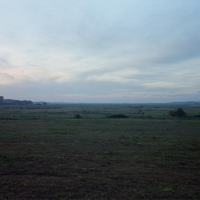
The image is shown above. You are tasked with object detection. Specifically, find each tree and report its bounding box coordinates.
[169,108,186,117]
[0,96,4,104]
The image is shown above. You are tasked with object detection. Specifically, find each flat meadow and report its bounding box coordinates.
[0,103,200,199]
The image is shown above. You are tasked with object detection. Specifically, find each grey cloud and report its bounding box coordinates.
[153,36,200,65]
[1,1,200,103]
[0,72,15,80]
[0,58,9,67]
[0,75,199,103]
[0,52,12,68]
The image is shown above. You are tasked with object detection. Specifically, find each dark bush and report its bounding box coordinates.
[169,108,186,117]
[75,114,81,119]
[107,114,129,118]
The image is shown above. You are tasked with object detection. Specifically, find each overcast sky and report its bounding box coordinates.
[0,0,200,103]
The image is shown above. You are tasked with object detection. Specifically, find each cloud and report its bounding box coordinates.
[0,72,19,85]
[142,82,180,89]
[0,1,200,102]
[152,35,200,65]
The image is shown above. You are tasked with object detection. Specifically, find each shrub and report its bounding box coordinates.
[75,114,81,119]
[169,108,186,117]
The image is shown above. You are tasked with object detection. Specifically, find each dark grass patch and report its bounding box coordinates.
[107,114,129,118]
[0,155,34,164]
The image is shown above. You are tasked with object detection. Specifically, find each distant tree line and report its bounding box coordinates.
[0,96,33,105]
[0,96,3,104]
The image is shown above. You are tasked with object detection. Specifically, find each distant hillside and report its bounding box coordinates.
[170,101,200,105]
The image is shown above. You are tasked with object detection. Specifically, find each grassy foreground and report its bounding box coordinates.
[0,104,200,199]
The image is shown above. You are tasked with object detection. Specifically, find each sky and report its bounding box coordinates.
[0,0,200,103]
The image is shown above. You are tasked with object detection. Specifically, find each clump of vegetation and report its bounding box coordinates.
[75,114,81,119]
[169,108,187,117]
[137,109,144,115]
[163,187,174,192]
[107,114,129,118]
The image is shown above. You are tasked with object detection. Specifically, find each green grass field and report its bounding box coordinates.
[0,104,200,199]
